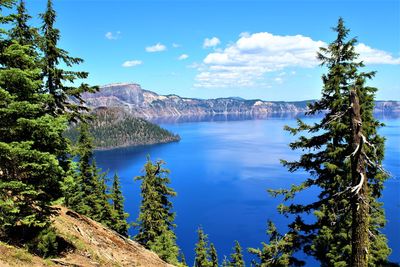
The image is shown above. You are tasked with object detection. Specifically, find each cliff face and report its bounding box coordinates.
[82,83,400,118]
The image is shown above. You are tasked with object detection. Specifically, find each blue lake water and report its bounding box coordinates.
[94,114,400,266]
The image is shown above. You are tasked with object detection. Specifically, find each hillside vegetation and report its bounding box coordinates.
[66,108,180,150]
[0,206,174,267]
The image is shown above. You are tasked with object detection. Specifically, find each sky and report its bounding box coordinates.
[26,0,400,101]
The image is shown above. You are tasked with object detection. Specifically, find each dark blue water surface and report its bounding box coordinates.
[94,115,400,266]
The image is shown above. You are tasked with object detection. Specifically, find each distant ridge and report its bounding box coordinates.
[82,83,400,118]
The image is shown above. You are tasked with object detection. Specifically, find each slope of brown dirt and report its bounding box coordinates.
[1,206,175,267]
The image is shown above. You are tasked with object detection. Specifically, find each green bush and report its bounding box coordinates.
[28,227,58,258]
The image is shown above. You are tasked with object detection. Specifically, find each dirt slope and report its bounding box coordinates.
[1,206,175,267]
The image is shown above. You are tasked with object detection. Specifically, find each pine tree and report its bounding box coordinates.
[134,157,180,264]
[229,241,244,267]
[179,250,187,267]
[194,227,211,267]
[0,1,66,244]
[73,122,97,215]
[210,243,218,267]
[39,0,96,120]
[9,0,36,47]
[248,221,303,266]
[90,160,115,227]
[66,122,115,229]
[149,229,180,265]
[263,18,390,266]
[111,173,129,236]
[221,256,230,267]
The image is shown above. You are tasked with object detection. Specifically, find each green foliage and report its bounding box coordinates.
[229,241,244,267]
[248,221,304,266]
[9,0,37,47]
[210,243,218,267]
[0,1,66,242]
[262,18,391,266]
[149,229,180,265]
[179,250,188,267]
[65,108,180,149]
[39,0,97,121]
[134,157,180,264]
[65,123,129,234]
[111,173,129,236]
[222,256,230,267]
[194,227,211,267]
[28,227,58,258]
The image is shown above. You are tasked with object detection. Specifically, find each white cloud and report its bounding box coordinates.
[203,37,221,48]
[195,32,400,88]
[122,60,142,67]
[172,43,181,48]
[105,31,121,40]
[356,43,400,65]
[145,43,167,52]
[178,54,189,60]
[196,32,324,88]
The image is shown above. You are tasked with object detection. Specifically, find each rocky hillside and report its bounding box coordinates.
[81,83,400,118]
[0,206,174,267]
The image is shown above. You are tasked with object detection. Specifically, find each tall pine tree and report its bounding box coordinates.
[210,243,218,267]
[111,173,129,236]
[229,241,245,267]
[39,0,96,120]
[134,157,180,265]
[194,227,211,267]
[9,0,36,47]
[0,0,66,244]
[258,18,390,266]
[66,122,116,230]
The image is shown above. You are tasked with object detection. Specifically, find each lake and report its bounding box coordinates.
[94,114,400,266]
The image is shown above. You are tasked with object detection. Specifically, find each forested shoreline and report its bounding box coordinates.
[66,107,180,150]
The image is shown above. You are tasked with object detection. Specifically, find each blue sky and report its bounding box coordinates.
[27,0,399,100]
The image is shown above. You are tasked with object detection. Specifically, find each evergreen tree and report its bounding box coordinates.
[248,221,303,266]
[134,157,180,264]
[229,241,244,267]
[39,0,96,120]
[262,18,390,266]
[9,0,36,47]
[72,122,96,215]
[90,160,115,228]
[210,243,218,267]
[111,173,129,236]
[194,227,211,267]
[0,1,15,40]
[179,250,188,267]
[221,256,230,267]
[66,122,115,230]
[0,1,66,244]
[149,229,180,265]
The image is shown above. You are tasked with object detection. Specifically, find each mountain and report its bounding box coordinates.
[66,107,180,150]
[82,83,400,118]
[0,206,173,267]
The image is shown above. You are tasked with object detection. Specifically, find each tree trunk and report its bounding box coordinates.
[350,88,369,267]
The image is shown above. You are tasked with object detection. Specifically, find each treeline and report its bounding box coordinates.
[66,107,180,150]
[0,0,395,266]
